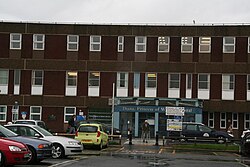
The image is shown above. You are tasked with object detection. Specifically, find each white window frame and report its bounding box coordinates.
[186,74,192,90]
[0,69,9,85]
[0,105,7,122]
[88,72,100,87]
[66,71,77,87]
[248,75,250,91]
[223,37,235,53]
[248,37,250,53]
[169,73,180,89]
[117,72,128,88]
[220,112,226,129]
[232,113,238,129]
[32,70,43,86]
[135,36,147,52]
[208,112,214,128]
[30,106,42,120]
[90,36,101,51]
[198,74,210,90]
[222,74,234,90]
[181,37,193,53]
[145,73,157,88]
[67,35,79,51]
[64,107,76,123]
[118,36,124,52]
[199,37,211,53]
[158,36,170,52]
[244,113,250,130]
[10,33,22,50]
[33,34,45,50]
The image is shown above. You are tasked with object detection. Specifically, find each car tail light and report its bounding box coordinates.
[97,131,101,137]
[75,131,78,137]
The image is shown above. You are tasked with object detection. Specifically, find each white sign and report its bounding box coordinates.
[167,119,182,131]
[166,107,185,116]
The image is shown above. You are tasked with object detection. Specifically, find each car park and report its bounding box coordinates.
[5,124,83,158]
[0,137,31,166]
[75,123,108,150]
[0,125,53,164]
[181,122,234,143]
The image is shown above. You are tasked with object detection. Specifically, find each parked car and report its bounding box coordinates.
[0,137,31,166]
[181,122,234,143]
[14,119,47,130]
[0,124,53,164]
[75,123,109,150]
[5,124,83,158]
[240,129,250,156]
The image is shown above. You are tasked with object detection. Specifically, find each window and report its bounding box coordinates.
[181,37,193,53]
[169,74,180,88]
[146,73,157,88]
[66,71,77,86]
[10,33,22,49]
[32,70,43,86]
[208,112,214,128]
[222,74,234,90]
[220,112,226,128]
[118,36,124,52]
[232,113,238,129]
[117,72,128,88]
[223,37,235,53]
[186,74,192,89]
[33,34,45,50]
[90,36,101,51]
[30,106,42,120]
[134,72,140,89]
[67,35,79,51]
[248,37,250,53]
[158,36,170,52]
[89,72,100,86]
[198,74,210,90]
[14,70,20,85]
[0,106,7,121]
[0,70,8,85]
[248,75,250,91]
[199,37,211,53]
[64,107,76,123]
[245,113,250,130]
[135,36,146,52]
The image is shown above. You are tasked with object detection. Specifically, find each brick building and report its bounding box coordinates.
[0,22,250,138]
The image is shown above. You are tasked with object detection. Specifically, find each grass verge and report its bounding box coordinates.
[173,143,239,151]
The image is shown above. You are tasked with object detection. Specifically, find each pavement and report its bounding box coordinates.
[122,137,162,146]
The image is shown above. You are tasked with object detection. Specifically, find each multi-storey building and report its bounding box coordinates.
[0,22,250,138]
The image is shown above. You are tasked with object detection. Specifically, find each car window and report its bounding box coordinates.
[186,124,197,131]
[20,127,37,137]
[79,126,98,133]
[37,122,46,129]
[198,125,212,133]
[33,126,53,136]
[0,125,18,137]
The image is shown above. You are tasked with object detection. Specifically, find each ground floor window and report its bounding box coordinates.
[0,105,7,121]
[220,112,226,129]
[208,112,214,128]
[30,106,42,120]
[64,107,76,123]
[245,113,250,130]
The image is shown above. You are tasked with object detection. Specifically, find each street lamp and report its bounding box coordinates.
[12,101,19,121]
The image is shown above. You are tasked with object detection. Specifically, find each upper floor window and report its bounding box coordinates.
[158,36,170,52]
[33,34,45,50]
[198,74,210,90]
[90,36,101,51]
[181,37,193,53]
[222,74,234,90]
[169,73,180,89]
[199,37,211,53]
[32,70,43,86]
[67,35,79,51]
[10,33,22,49]
[118,36,124,52]
[66,71,77,86]
[30,106,42,120]
[0,70,8,85]
[146,73,157,88]
[135,36,146,52]
[117,72,128,88]
[89,72,100,87]
[0,106,7,122]
[248,37,250,53]
[223,37,235,53]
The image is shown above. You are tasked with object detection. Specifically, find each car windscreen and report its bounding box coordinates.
[0,125,18,137]
[15,121,36,125]
[33,126,53,136]
[78,126,98,133]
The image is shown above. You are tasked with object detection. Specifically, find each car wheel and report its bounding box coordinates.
[28,146,37,164]
[98,141,103,150]
[52,143,65,159]
[217,136,226,144]
[0,151,5,167]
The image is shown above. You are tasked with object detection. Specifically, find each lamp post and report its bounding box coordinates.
[12,101,19,122]
[111,83,115,136]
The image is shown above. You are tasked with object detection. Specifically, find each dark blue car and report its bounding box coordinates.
[0,125,53,164]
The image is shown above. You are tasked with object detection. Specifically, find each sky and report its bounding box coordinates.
[0,0,249,25]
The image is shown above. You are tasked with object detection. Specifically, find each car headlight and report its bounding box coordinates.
[9,146,22,152]
[38,144,50,149]
[68,141,80,145]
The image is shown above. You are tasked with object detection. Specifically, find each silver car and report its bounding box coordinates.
[5,124,83,158]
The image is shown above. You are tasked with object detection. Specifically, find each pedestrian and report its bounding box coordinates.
[227,119,233,135]
[141,120,150,143]
[68,115,76,134]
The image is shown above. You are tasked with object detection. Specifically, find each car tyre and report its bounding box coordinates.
[0,151,5,167]
[52,143,65,159]
[98,141,103,150]
[28,146,37,164]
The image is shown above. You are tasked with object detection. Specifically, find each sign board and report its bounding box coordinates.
[167,119,182,131]
[147,119,155,125]
[166,107,185,116]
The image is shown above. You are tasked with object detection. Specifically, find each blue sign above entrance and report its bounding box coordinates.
[115,105,202,114]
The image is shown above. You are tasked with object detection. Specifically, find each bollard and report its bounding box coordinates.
[128,129,132,145]
[155,131,159,146]
[163,136,165,146]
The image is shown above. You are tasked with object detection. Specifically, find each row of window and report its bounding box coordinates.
[8,34,250,53]
[1,69,250,100]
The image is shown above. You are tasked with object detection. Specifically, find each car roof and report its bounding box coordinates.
[6,124,38,128]
[15,120,44,122]
[79,123,102,126]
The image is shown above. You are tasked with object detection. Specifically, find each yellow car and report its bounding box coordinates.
[75,123,108,150]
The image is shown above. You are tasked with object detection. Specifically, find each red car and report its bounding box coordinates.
[0,138,31,166]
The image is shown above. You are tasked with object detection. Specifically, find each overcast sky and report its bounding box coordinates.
[0,0,249,25]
